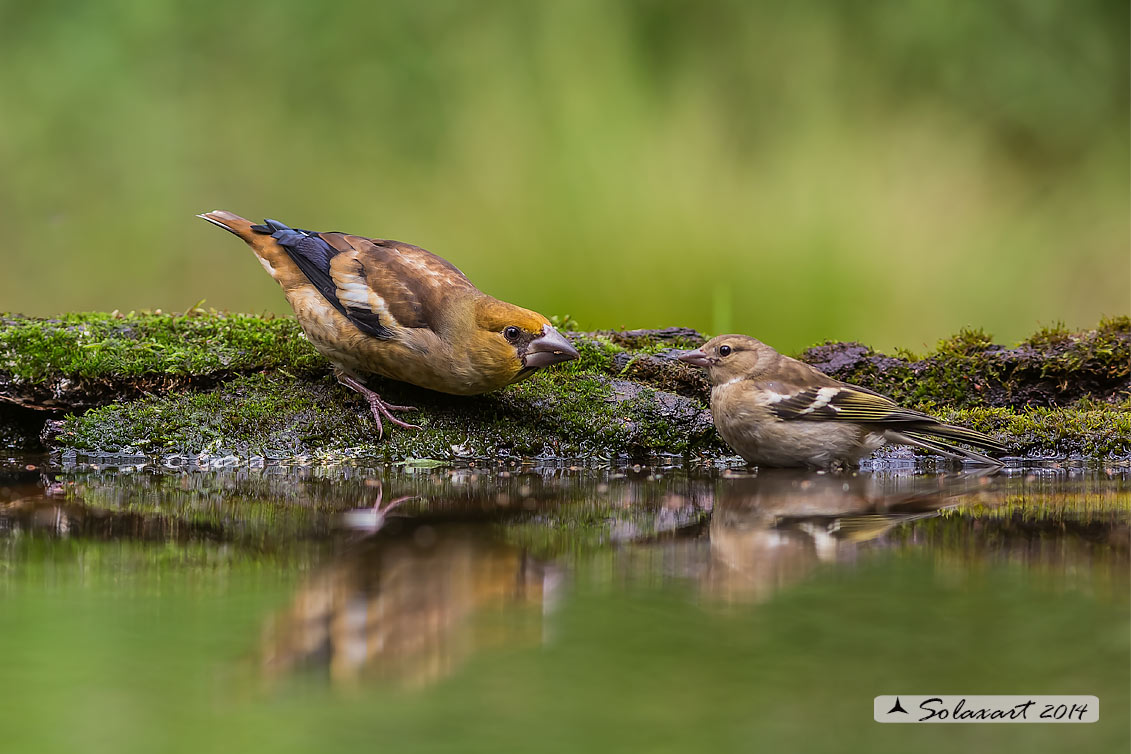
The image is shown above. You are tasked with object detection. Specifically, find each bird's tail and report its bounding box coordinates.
[886,423,1006,466]
[919,422,1006,454]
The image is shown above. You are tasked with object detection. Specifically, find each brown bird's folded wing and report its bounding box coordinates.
[251,219,476,337]
[768,384,931,424]
[322,232,477,333]
[765,381,1006,458]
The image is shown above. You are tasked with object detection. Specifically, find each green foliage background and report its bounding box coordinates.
[1,0,1127,352]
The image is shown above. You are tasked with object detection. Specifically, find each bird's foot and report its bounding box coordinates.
[335,371,422,439]
[365,396,422,440]
[342,482,415,535]
[373,486,414,515]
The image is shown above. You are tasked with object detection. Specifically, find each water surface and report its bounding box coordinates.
[1,456,1127,753]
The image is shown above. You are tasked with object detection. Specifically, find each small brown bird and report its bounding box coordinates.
[678,335,1005,469]
[198,211,579,436]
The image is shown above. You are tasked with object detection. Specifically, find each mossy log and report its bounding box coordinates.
[0,312,1127,461]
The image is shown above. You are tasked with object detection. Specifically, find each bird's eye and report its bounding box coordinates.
[503,326,521,342]
[718,345,732,357]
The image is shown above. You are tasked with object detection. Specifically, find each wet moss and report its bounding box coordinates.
[559,333,624,375]
[57,370,725,462]
[565,329,709,397]
[928,399,1131,458]
[601,327,706,352]
[0,311,321,380]
[4,313,1128,461]
[0,311,323,410]
[799,316,1130,409]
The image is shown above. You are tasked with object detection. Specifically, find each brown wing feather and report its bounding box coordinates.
[768,383,935,424]
[319,232,478,333]
[763,379,1005,457]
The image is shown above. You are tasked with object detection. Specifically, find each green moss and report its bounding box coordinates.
[934,326,996,357]
[59,369,724,462]
[548,314,580,332]
[1021,317,1130,388]
[801,319,1130,409]
[1098,314,1131,337]
[559,334,624,375]
[629,336,705,355]
[5,313,1127,461]
[0,311,322,382]
[1022,321,1075,349]
[928,399,1131,457]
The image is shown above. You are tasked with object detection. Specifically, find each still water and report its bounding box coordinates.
[1,455,1127,753]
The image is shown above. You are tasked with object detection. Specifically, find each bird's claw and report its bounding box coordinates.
[336,370,422,439]
[366,398,421,440]
[377,402,417,413]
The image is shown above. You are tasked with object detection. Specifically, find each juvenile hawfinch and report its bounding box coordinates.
[199,211,579,436]
[678,334,1005,469]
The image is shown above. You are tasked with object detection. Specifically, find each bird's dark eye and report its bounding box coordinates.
[503,326,521,342]
[718,345,732,357]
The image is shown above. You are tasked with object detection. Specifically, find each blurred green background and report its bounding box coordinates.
[1,0,1127,353]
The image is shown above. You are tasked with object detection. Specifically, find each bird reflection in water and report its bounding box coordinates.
[704,469,996,603]
[259,469,999,684]
[260,503,557,687]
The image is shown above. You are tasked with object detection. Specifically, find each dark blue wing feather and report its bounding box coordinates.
[251,219,393,339]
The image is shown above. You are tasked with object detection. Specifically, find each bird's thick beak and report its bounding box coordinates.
[523,325,580,368]
[676,348,713,368]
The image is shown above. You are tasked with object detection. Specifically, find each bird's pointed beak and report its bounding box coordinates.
[523,325,580,368]
[676,348,713,368]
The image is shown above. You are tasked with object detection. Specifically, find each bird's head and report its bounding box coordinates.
[471,299,580,383]
[676,334,776,386]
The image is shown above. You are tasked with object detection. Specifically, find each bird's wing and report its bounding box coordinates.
[744,360,1005,461]
[253,220,475,337]
[326,232,478,333]
[761,381,934,425]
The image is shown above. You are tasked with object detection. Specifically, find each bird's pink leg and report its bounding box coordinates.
[334,370,421,439]
[372,485,414,515]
